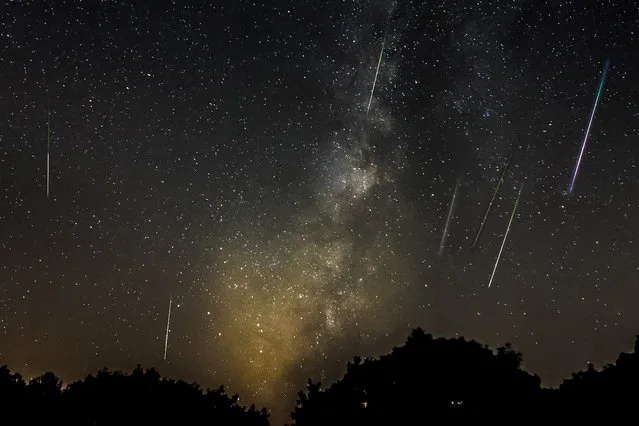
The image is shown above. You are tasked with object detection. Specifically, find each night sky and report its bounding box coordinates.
[1,0,637,422]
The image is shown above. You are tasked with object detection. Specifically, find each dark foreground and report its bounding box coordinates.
[3,329,639,425]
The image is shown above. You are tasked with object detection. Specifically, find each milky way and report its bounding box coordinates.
[0,1,637,424]
[208,2,418,406]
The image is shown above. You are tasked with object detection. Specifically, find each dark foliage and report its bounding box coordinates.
[0,365,269,426]
[557,334,639,422]
[291,328,639,425]
[291,328,546,425]
[5,330,639,426]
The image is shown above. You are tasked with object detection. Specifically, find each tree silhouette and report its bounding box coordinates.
[0,364,268,426]
[5,331,639,425]
[557,334,639,422]
[25,371,63,423]
[0,365,26,414]
[291,328,544,425]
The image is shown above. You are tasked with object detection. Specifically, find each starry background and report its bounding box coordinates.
[0,0,637,423]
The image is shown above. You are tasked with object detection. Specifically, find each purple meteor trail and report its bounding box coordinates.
[568,59,610,194]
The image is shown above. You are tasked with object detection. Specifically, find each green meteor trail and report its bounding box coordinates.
[163,293,172,360]
[488,182,524,288]
[471,151,513,252]
[366,32,386,118]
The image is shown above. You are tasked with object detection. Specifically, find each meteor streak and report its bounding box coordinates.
[439,179,459,256]
[46,113,50,198]
[163,294,172,360]
[471,153,512,252]
[488,183,523,288]
[366,32,386,118]
[568,59,610,194]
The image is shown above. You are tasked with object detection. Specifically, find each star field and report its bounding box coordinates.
[0,1,637,423]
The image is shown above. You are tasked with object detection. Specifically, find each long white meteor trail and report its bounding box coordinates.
[439,179,459,256]
[163,294,172,360]
[488,183,523,288]
[46,114,50,198]
[366,32,386,118]
[568,59,610,194]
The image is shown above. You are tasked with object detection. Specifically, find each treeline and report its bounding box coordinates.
[291,329,639,425]
[3,329,639,425]
[0,364,269,426]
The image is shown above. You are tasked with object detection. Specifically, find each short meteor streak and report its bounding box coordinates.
[46,113,50,198]
[439,179,459,256]
[568,59,610,194]
[163,294,172,360]
[488,183,523,288]
[366,32,386,118]
[471,153,512,252]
